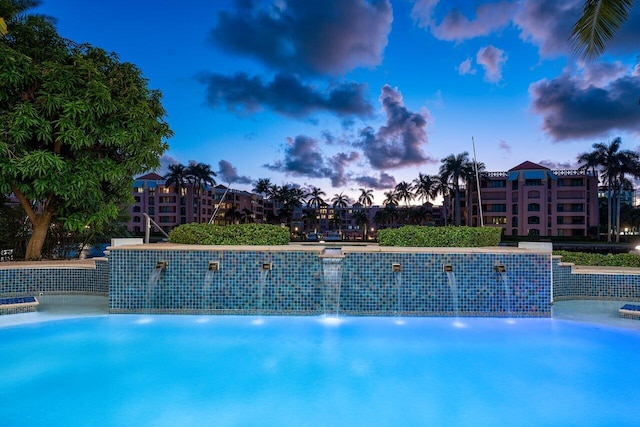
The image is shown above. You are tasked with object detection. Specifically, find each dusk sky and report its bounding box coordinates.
[36,0,640,205]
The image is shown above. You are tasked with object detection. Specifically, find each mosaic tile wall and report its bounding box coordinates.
[0,260,108,297]
[552,257,640,300]
[341,252,551,316]
[109,248,552,317]
[109,249,324,314]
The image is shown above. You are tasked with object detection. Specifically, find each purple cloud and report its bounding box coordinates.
[529,65,640,140]
[412,0,516,41]
[477,45,507,83]
[458,58,476,75]
[218,160,252,185]
[210,0,392,76]
[264,135,359,187]
[498,140,511,152]
[354,85,436,169]
[198,72,373,118]
[354,172,397,190]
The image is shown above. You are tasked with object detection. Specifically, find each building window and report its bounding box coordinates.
[133,206,141,212]
[159,206,176,213]
[490,216,507,225]
[491,180,506,188]
[160,186,170,194]
[528,216,540,224]
[135,187,144,193]
[489,204,506,212]
[511,181,519,190]
[148,197,155,205]
[528,229,540,236]
[511,228,518,236]
[511,217,518,227]
[134,196,141,203]
[527,203,540,211]
[133,216,141,223]
[525,179,542,186]
[159,196,176,204]
[527,190,540,199]
[511,205,518,214]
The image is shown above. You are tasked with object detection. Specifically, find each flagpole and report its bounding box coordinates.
[472,137,484,227]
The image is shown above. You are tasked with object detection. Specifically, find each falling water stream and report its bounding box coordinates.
[445,270,460,317]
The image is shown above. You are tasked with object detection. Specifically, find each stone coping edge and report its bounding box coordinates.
[557,262,640,275]
[0,258,106,270]
[106,243,547,254]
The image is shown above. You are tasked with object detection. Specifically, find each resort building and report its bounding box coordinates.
[466,161,599,237]
[127,173,264,234]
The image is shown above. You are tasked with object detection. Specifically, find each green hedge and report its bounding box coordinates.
[168,223,290,245]
[554,250,640,267]
[378,226,502,247]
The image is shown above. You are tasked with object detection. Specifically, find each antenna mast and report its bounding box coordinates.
[472,137,484,227]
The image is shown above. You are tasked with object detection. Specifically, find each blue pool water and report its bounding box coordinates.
[1,315,640,427]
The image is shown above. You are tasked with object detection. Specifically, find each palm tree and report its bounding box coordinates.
[435,176,452,226]
[352,210,369,240]
[307,186,326,233]
[570,0,635,60]
[358,188,374,208]
[439,152,474,226]
[413,173,439,204]
[395,181,415,207]
[164,164,189,221]
[186,162,217,223]
[331,192,349,234]
[253,178,272,197]
[382,190,399,207]
[241,208,254,223]
[578,138,640,242]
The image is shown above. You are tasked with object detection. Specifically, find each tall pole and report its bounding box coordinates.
[472,136,484,227]
[209,184,232,224]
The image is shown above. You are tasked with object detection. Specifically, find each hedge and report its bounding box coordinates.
[553,250,640,267]
[378,226,502,247]
[168,223,290,245]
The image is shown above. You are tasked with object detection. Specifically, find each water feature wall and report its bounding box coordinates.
[0,259,109,296]
[108,245,552,317]
[552,256,640,300]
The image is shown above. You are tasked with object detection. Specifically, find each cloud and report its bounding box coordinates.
[354,85,436,169]
[209,0,392,76]
[218,160,252,184]
[155,154,180,176]
[354,172,397,190]
[476,45,507,83]
[198,72,373,118]
[529,64,640,140]
[411,0,516,41]
[264,135,359,187]
[498,140,511,152]
[458,58,476,75]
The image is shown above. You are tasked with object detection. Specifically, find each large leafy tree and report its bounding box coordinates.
[0,1,171,259]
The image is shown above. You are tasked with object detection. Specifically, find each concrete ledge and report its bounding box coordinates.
[0,258,105,270]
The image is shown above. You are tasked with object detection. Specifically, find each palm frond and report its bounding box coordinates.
[570,0,635,60]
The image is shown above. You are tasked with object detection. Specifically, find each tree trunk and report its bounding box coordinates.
[25,212,53,260]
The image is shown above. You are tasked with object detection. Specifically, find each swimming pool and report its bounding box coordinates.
[1,313,639,426]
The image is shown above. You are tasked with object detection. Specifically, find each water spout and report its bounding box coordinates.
[495,264,512,316]
[321,257,343,317]
[443,265,459,317]
[146,261,167,311]
[257,264,270,316]
[202,261,219,309]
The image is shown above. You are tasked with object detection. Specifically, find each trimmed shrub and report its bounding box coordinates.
[168,223,290,245]
[378,226,502,247]
[554,250,640,267]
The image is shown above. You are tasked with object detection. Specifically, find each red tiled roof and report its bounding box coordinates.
[136,172,164,180]
[509,161,549,171]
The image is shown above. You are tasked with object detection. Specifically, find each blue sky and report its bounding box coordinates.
[36,0,640,204]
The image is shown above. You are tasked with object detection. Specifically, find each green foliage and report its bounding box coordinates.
[554,250,640,267]
[0,0,172,258]
[168,223,290,246]
[378,226,502,247]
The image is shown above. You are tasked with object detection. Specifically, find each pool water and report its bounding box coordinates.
[1,314,639,426]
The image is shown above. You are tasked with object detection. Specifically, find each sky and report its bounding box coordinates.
[35,0,640,205]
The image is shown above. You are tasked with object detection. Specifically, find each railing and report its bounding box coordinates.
[143,213,170,244]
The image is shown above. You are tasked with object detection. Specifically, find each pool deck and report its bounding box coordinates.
[1,295,639,330]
